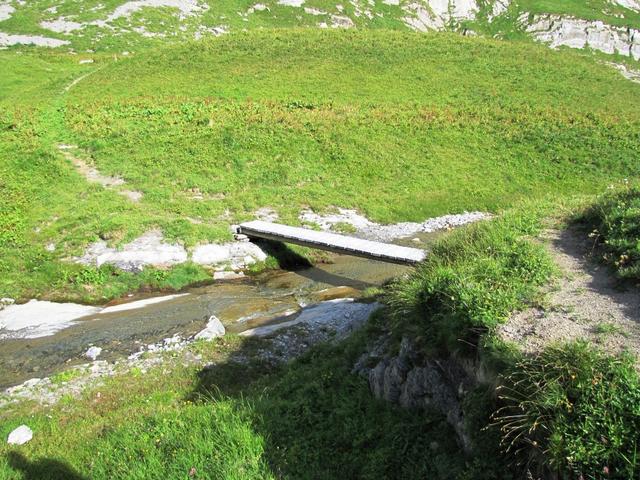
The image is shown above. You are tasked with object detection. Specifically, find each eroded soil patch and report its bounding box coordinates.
[499,228,640,358]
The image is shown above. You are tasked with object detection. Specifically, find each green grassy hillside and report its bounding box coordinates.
[2,30,640,302]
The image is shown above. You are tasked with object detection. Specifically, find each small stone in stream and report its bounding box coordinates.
[213,271,245,280]
[7,425,33,445]
[195,315,225,340]
[85,346,102,360]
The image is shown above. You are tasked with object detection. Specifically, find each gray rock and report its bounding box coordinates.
[192,241,267,268]
[76,230,187,272]
[85,346,102,360]
[213,271,245,280]
[359,336,475,452]
[7,425,33,445]
[195,315,225,340]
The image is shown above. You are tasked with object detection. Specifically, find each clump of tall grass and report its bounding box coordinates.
[493,342,640,479]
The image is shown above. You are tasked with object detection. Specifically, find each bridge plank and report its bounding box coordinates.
[238,220,425,265]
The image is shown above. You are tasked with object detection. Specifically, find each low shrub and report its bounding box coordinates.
[493,342,640,479]
[582,184,640,280]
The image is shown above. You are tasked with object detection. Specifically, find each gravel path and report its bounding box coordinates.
[498,228,640,359]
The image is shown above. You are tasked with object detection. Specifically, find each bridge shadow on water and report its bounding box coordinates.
[256,239,377,289]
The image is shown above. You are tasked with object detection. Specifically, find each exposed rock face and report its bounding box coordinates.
[354,336,477,451]
[77,230,188,272]
[614,0,640,11]
[523,13,640,60]
[402,0,479,31]
[609,62,640,83]
[192,241,268,268]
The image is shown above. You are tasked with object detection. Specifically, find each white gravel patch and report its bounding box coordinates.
[0,300,100,339]
[278,0,305,7]
[40,18,84,34]
[103,0,208,23]
[300,208,489,242]
[0,32,70,48]
[240,298,380,337]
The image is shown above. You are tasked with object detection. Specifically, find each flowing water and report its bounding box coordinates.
[0,233,439,388]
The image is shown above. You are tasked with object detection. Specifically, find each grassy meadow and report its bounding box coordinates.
[2,30,640,303]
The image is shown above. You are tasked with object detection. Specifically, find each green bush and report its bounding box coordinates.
[582,184,640,280]
[493,342,640,479]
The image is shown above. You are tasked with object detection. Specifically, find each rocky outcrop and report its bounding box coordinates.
[609,62,640,83]
[354,336,479,451]
[523,13,640,60]
[402,0,479,31]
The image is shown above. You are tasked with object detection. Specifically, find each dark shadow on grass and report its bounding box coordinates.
[186,330,471,480]
[7,452,89,480]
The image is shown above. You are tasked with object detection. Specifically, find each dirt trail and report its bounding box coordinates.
[499,228,640,358]
[58,144,143,201]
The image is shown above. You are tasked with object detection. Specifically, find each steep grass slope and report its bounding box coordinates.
[2,29,640,302]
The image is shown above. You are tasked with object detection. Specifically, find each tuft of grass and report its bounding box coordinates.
[594,322,626,337]
[50,369,83,384]
[332,222,358,234]
[492,342,640,479]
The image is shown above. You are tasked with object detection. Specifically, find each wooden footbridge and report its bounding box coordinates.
[237,220,426,265]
